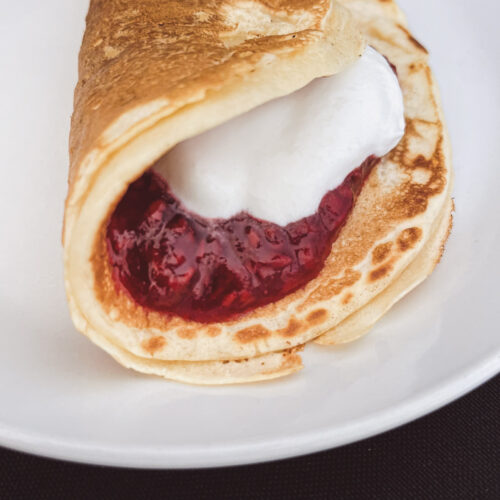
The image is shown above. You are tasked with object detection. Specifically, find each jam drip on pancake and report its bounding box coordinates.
[107,156,379,323]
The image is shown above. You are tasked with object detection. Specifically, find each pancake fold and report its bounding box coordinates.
[64,0,453,384]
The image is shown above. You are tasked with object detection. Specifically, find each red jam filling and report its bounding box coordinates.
[107,156,379,323]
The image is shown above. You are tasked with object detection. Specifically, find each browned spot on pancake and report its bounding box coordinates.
[177,328,197,339]
[369,263,393,282]
[372,242,393,265]
[302,269,361,309]
[398,25,428,53]
[206,326,222,337]
[262,345,304,375]
[387,119,446,220]
[235,325,271,343]
[142,336,166,355]
[342,293,353,305]
[397,227,422,252]
[413,154,430,167]
[306,309,328,325]
[279,318,304,337]
[279,352,302,371]
[407,35,427,54]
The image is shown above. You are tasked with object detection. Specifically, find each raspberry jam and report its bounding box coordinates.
[106,156,379,323]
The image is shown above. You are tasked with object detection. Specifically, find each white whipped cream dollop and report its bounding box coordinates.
[154,46,405,226]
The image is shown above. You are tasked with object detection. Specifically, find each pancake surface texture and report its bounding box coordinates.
[64,0,453,383]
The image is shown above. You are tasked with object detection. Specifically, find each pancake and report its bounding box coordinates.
[64,0,453,383]
[316,195,453,346]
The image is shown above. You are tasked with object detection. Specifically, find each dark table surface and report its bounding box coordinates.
[1,374,498,499]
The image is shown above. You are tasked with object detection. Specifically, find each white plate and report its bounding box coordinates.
[0,0,499,469]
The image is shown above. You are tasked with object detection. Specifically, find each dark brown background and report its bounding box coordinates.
[1,374,498,499]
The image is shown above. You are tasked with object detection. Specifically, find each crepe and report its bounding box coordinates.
[64,0,453,383]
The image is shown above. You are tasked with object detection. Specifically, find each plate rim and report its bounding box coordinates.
[0,353,498,468]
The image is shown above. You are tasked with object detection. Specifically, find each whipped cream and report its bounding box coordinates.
[154,46,405,226]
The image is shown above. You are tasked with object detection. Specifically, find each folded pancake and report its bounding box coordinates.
[64,0,453,383]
